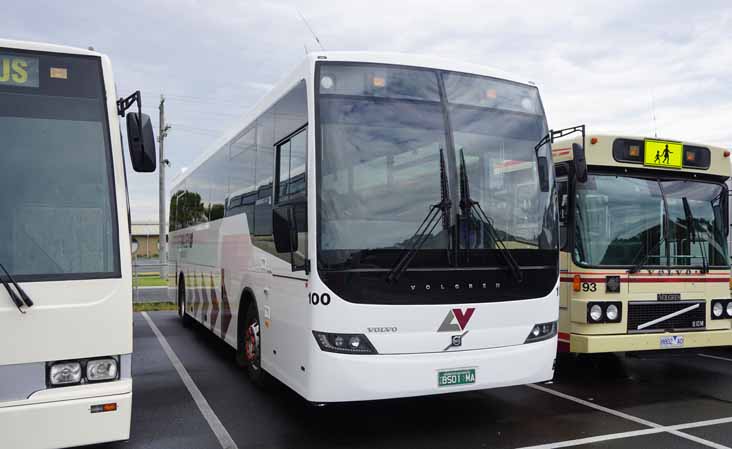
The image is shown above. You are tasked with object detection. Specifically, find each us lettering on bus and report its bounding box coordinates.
[0,58,29,83]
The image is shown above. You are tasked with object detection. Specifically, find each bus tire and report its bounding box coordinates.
[239,300,268,387]
[178,275,192,328]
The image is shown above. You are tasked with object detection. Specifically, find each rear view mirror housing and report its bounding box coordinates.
[537,156,549,192]
[126,112,157,173]
[572,143,588,183]
[273,205,298,254]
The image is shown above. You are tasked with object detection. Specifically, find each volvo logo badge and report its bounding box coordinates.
[444,330,469,351]
[451,335,462,347]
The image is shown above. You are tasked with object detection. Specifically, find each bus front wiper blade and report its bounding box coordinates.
[0,263,33,313]
[682,197,708,273]
[628,236,666,274]
[458,149,523,284]
[386,149,452,283]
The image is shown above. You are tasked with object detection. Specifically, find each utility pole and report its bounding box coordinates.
[158,95,171,280]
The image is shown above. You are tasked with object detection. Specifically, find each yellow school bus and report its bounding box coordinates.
[553,134,732,353]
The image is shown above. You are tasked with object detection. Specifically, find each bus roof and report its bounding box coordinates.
[0,38,104,57]
[170,52,537,189]
[552,133,731,179]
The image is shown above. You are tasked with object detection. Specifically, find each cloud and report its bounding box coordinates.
[5,0,732,222]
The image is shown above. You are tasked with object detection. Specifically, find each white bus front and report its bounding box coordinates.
[0,41,154,449]
[268,60,560,401]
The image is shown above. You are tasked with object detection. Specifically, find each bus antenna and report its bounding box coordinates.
[651,94,658,138]
[296,9,325,51]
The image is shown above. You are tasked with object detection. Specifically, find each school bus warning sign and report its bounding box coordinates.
[644,139,683,169]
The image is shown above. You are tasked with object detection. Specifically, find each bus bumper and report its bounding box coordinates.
[568,329,732,353]
[0,379,132,449]
[305,337,556,403]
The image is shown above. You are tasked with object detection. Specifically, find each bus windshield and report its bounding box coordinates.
[574,174,728,268]
[316,63,554,270]
[0,49,118,280]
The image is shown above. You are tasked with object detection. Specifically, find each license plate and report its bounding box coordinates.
[660,335,685,348]
[438,368,476,387]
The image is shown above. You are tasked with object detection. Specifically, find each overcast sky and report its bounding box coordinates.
[5,0,732,222]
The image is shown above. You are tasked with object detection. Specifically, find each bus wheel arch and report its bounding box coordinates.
[236,288,268,386]
[235,288,256,367]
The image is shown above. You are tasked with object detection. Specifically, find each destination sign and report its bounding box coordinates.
[0,54,39,88]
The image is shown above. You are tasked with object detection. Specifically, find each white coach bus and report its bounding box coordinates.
[0,40,156,448]
[169,52,573,402]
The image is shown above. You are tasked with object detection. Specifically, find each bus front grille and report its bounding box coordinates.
[627,300,706,333]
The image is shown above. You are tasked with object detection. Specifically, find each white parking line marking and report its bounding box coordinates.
[529,384,657,426]
[516,428,665,449]
[142,312,238,449]
[528,383,731,449]
[517,415,732,449]
[699,353,732,363]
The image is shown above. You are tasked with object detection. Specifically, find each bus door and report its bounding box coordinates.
[269,127,309,374]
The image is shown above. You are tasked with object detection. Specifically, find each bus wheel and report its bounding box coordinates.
[240,301,267,386]
[178,278,192,328]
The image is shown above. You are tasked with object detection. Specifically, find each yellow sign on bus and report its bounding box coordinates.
[0,55,39,88]
[644,139,683,169]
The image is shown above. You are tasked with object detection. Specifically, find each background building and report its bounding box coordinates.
[131,222,160,259]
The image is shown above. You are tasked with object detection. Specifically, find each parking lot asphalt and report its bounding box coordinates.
[83,312,732,449]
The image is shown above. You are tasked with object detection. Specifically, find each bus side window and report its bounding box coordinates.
[254,184,273,235]
[558,178,569,250]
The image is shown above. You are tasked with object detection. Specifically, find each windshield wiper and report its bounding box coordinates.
[458,149,523,284]
[386,149,452,283]
[0,263,33,313]
[682,197,708,273]
[628,235,667,274]
[629,179,671,274]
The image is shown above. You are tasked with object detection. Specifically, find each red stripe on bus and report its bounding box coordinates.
[563,270,729,276]
[560,277,728,283]
[557,340,570,353]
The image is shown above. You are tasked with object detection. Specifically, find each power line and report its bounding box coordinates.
[119,88,250,108]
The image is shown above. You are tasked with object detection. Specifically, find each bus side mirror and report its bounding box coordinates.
[572,143,587,183]
[537,156,549,192]
[127,112,157,173]
[273,205,298,254]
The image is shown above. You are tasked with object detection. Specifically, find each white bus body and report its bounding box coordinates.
[169,52,560,402]
[0,39,152,448]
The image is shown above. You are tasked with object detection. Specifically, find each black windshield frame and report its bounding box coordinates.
[0,47,120,282]
[315,61,555,272]
[570,167,729,270]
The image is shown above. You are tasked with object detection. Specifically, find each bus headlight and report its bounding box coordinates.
[587,302,622,323]
[712,300,729,320]
[589,304,603,322]
[49,362,82,386]
[524,321,557,343]
[313,331,377,354]
[87,358,119,382]
[726,302,732,318]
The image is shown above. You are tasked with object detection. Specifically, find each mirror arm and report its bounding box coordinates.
[535,124,586,155]
[117,90,143,140]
